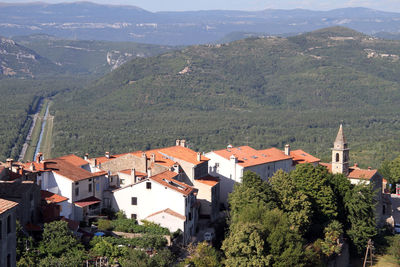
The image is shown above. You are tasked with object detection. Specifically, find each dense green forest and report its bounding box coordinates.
[47,27,400,168]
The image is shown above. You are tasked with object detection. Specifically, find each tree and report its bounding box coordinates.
[328,173,352,227]
[39,221,84,258]
[320,220,343,258]
[184,242,221,267]
[222,222,272,267]
[269,170,313,234]
[290,164,338,229]
[344,183,377,254]
[228,171,277,223]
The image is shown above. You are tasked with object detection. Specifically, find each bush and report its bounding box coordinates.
[97,219,113,231]
[387,235,400,262]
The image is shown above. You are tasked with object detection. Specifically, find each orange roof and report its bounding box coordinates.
[146,208,186,221]
[156,146,209,165]
[94,152,133,165]
[41,190,68,203]
[291,149,320,164]
[74,196,101,207]
[348,167,377,180]
[119,169,147,177]
[195,175,219,187]
[0,198,18,214]
[213,146,291,167]
[150,171,195,196]
[57,154,89,167]
[320,163,377,180]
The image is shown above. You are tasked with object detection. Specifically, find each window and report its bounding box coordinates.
[131,197,137,205]
[96,183,100,191]
[336,153,340,162]
[7,254,11,267]
[131,214,137,220]
[189,212,192,220]
[75,187,79,196]
[146,182,151,189]
[88,183,92,192]
[7,215,11,234]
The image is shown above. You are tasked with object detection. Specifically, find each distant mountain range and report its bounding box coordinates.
[1,2,400,45]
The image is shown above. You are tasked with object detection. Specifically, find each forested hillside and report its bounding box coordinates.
[50,27,400,168]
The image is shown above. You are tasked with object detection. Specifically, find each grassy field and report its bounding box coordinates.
[373,255,399,267]
[39,102,54,160]
[23,100,48,162]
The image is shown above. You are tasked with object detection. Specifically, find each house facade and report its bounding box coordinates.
[112,170,198,244]
[0,198,18,267]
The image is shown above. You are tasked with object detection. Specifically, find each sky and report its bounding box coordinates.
[4,0,400,13]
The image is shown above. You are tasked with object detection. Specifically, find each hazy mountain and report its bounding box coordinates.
[0,36,59,77]
[12,34,175,74]
[50,27,400,167]
[1,2,400,45]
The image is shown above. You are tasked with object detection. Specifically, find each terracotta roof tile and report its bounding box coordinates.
[0,198,18,214]
[291,149,320,164]
[213,146,291,167]
[41,190,68,203]
[149,171,195,196]
[74,196,101,207]
[195,175,219,187]
[348,167,377,180]
[146,208,186,221]
[57,154,89,167]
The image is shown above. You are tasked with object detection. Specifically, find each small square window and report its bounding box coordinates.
[146,182,151,189]
[131,197,137,205]
[88,183,92,192]
[75,187,79,196]
[131,214,137,220]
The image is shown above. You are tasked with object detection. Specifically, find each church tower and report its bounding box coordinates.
[331,124,349,175]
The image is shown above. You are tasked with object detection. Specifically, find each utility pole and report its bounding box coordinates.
[363,239,374,267]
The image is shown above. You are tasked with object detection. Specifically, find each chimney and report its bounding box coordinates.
[354,163,358,168]
[6,158,13,169]
[197,152,201,162]
[105,152,110,159]
[150,153,156,163]
[176,139,181,146]
[43,161,48,170]
[180,140,186,147]
[36,153,42,163]
[84,153,89,161]
[94,158,98,167]
[18,166,23,175]
[29,162,35,171]
[368,166,372,170]
[173,163,180,174]
[147,168,152,178]
[142,152,148,171]
[284,144,290,156]
[131,168,137,184]
[227,144,233,150]
[230,154,238,163]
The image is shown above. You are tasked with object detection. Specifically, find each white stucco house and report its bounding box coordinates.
[112,170,198,244]
[29,154,108,221]
[206,145,320,205]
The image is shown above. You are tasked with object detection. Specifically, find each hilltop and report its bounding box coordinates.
[50,27,400,167]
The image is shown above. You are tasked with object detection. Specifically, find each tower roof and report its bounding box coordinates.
[334,124,347,145]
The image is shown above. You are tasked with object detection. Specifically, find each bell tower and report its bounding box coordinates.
[331,124,349,175]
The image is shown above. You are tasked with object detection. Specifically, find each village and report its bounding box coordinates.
[0,125,395,266]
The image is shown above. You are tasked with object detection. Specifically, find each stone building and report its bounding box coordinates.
[0,198,18,267]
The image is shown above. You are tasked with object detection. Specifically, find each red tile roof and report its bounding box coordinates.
[319,163,378,180]
[146,208,186,221]
[195,175,219,187]
[213,146,291,167]
[0,198,18,214]
[41,190,68,204]
[74,196,101,207]
[149,171,195,196]
[290,149,320,164]
[348,167,377,180]
[57,154,89,167]
[119,169,147,177]
[42,156,106,182]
